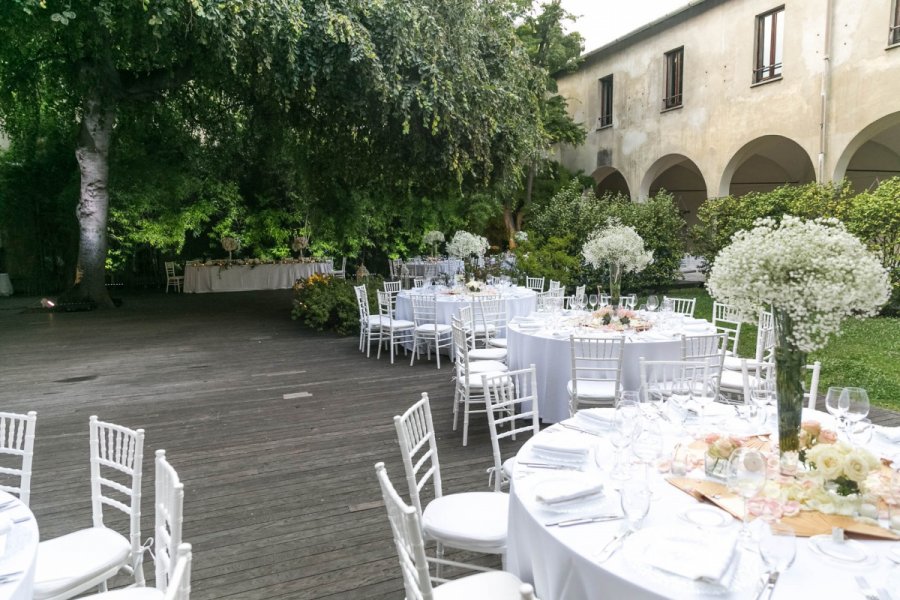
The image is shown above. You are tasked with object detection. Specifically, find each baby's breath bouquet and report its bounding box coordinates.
[423,230,445,257]
[581,219,653,307]
[707,216,889,468]
[446,230,489,260]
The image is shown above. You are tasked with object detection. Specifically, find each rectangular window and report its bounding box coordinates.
[891,0,900,45]
[663,48,684,109]
[754,7,784,82]
[598,75,613,128]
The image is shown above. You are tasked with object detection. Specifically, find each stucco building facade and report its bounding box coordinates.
[554,0,900,227]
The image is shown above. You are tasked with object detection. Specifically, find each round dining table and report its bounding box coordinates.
[507,312,716,423]
[394,286,537,326]
[0,492,39,600]
[506,407,900,600]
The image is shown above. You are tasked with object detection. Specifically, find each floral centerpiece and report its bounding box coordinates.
[465,279,483,293]
[446,230,489,281]
[581,219,653,308]
[221,236,240,261]
[291,235,309,259]
[706,217,889,471]
[582,307,651,331]
[703,434,744,480]
[423,230,445,258]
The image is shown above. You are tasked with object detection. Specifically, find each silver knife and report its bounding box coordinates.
[557,515,623,527]
[559,422,603,437]
[596,528,634,562]
[518,461,578,470]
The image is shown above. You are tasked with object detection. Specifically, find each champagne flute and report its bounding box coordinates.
[646,295,659,312]
[727,448,767,541]
[588,294,598,312]
[610,403,639,480]
[824,387,848,431]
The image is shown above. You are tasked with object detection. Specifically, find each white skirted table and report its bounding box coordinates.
[0,491,39,600]
[403,259,464,277]
[183,262,332,293]
[394,286,537,326]
[507,313,716,423]
[507,408,900,600]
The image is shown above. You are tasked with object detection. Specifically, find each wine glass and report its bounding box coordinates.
[824,387,849,430]
[844,387,870,426]
[588,294,599,312]
[610,402,639,480]
[727,448,767,541]
[758,523,796,584]
[632,419,664,478]
[661,297,674,313]
[646,295,659,312]
[620,478,652,531]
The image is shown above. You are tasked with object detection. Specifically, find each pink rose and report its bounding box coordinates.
[703,433,720,444]
[818,429,838,444]
[802,421,822,437]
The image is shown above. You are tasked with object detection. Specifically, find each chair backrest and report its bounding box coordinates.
[756,310,776,362]
[482,367,539,491]
[0,411,36,506]
[410,295,438,327]
[712,301,743,354]
[597,291,611,306]
[155,450,185,593]
[680,332,728,397]
[388,259,403,279]
[412,277,425,288]
[525,276,544,292]
[456,305,476,349]
[375,462,433,600]
[162,544,193,600]
[638,359,710,400]
[664,296,696,317]
[548,280,561,291]
[393,393,443,515]
[574,285,586,302]
[384,280,402,294]
[569,336,625,407]
[90,416,146,584]
[354,285,371,324]
[451,319,473,370]
[475,297,506,341]
[164,262,177,278]
[805,361,822,409]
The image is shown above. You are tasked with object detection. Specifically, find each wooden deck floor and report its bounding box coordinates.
[0,290,897,599]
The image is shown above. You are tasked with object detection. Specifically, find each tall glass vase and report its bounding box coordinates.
[772,308,807,473]
[609,263,623,308]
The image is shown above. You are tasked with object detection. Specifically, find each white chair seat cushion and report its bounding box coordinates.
[488,338,507,348]
[415,323,452,333]
[34,527,131,599]
[466,360,508,374]
[567,379,616,400]
[433,570,526,600]
[720,369,756,391]
[469,348,507,361]
[459,372,509,388]
[367,316,389,328]
[381,319,415,330]
[422,492,508,552]
[473,324,497,334]
[83,589,164,599]
[722,355,743,371]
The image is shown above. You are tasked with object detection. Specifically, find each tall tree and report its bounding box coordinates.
[506,0,586,246]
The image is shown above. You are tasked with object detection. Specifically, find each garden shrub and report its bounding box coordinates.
[512,235,583,290]
[291,273,383,335]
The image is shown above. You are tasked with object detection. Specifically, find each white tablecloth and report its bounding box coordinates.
[0,492,38,600]
[507,409,900,600]
[508,314,714,423]
[0,274,12,297]
[403,259,464,277]
[184,262,331,293]
[394,287,537,325]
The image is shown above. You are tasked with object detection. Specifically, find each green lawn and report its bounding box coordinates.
[655,286,900,410]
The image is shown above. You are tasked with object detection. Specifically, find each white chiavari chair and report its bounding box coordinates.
[525,276,544,292]
[681,332,728,400]
[375,461,533,598]
[568,336,625,415]
[548,280,561,291]
[332,257,347,279]
[354,284,382,357]
[456,306,507,361]
[413,276,425,288]
[0,411,36,506]
[481,366,540,491]
[34,417,146,599]
[663,296,696,317]
[451,322,508,446]
[410,295,452,369]
[713,301,744,370]
[376,290,415,364]
[164,262,183,294]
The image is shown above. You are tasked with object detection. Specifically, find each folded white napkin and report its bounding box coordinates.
[535,480,604,505]
[530,436,592,465]
[644,528,738,584]
[575,409,613,432]
[876,425,900,443]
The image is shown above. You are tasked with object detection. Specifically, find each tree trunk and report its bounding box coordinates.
[61,90,116,308]
[504,204,518,249]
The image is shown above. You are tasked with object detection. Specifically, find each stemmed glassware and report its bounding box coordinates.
[588,294,599,312]
[620,478,652,531]
[645,295,659,312]
[727,448,767,542]
[632,419,663,479]
[610,397,640,480]
[825,387,849,431]
[757,524,796,594]
[844,387,870,426]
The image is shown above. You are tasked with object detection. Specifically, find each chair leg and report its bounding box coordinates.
[462,391,470,446]
[452,385,460,431]
[410,336,418,366]
[376,330,383,360]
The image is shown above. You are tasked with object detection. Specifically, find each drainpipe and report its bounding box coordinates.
[818,0,834,183]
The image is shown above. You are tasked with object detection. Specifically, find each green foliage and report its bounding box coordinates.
[511,235,582,290]
[843,178,900,306]
[291,273,383,336]
[526,181,685,290]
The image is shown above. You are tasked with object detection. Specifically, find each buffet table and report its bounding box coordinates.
[507,408,900,600]
[394,286,537,325]
[507,312,715,423]
[183,261,332,293]
[0,491,39,600]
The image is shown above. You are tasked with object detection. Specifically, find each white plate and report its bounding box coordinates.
[809,535,869,562]
[679,505,734,528]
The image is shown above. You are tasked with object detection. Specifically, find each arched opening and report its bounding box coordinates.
[640,155,707,233]
[592,166,631,199]
[719,135,816,197]
[834,112,900,192]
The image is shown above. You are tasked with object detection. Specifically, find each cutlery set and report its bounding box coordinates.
[596,529,634,562]
[545,514,623,527]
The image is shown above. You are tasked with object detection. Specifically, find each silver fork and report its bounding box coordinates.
[856,576,879,600]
